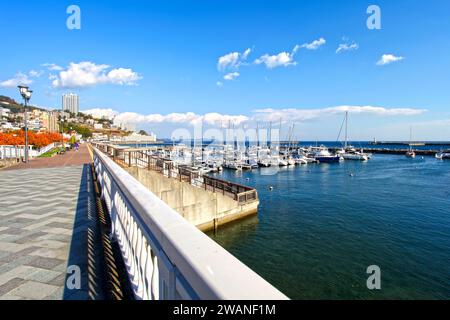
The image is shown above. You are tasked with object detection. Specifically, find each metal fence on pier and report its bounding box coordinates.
[93,143,258,205]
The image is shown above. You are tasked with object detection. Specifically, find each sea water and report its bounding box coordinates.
[207,154,450,299]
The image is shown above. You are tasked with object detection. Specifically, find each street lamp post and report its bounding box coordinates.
[18,86,33,163]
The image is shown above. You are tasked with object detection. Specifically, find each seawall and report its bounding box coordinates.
[125,166,259,231]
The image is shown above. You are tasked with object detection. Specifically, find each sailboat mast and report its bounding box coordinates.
[345,111,348,149]
[409,126,413,151]
[269,121,272,148]
[201,118,204,163]
[256,121,260,147]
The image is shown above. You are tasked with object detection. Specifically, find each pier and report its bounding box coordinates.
[0,143,285,300]
[281,145,443,156]
[369,141,450,146]
[329,147,439,156]
[93,143,259,231]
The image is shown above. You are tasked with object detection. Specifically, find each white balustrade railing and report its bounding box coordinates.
[0,143,56,160]
[0,145,29,159]
[36,142,56,156]
[93,146,288,300]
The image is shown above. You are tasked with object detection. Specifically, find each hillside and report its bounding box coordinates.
[0,95,46,113]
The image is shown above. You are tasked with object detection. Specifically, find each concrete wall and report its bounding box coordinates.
[125,166,258,231]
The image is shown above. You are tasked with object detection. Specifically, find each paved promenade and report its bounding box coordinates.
[0,144,108,300]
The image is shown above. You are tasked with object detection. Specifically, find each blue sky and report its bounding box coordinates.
[1,0,450,140]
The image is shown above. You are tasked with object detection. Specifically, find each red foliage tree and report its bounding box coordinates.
[0,131,64,148]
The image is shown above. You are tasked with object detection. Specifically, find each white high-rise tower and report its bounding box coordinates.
[62,93,79,114]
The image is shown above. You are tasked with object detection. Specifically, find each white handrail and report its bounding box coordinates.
[93,146,288,300]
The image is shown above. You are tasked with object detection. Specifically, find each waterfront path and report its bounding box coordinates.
[0,144,113,300]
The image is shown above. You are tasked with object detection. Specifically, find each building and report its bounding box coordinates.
[41,111,60,132]
[112,131,157,143]
[0,107,10,119]
[62,93,79,114]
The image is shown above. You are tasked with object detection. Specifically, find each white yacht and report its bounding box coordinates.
[287,157,296,166]
[294,157,308,165]
[406,150,416,158]
[406,127,416,158]
[436,150,450,160]
[312,146,341,163]
[337,147,369,161]
[337,111,370,161]
[278,158,289,166]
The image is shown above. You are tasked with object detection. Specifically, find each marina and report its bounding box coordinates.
[99,138,450,299]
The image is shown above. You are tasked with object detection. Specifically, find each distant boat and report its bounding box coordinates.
[406,150,416,158]
[406,126,416,158]
[248,158,259,169]
[436,150,450,160]
[297,149,316,163]
[338,111,370,161]
[313,146,341,163]
[294,157,308,165]
[287,157,296,166]
[258,159,271,167]
[241,163,253,170]
[278,158,289,166]
[224,161,242,170]
[338,147,370,161]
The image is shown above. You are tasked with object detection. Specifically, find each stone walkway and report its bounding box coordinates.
[0,144,108,299]
[3,144,92,170]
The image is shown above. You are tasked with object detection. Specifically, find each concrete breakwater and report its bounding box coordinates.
[125,166,259,231]
[328,147,440,156]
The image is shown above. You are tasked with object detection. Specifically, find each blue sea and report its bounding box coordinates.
[207,154,450,299]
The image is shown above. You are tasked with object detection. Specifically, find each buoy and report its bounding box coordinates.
[349,172,354,177]
[246,178,250,181]
[269,186,274,191]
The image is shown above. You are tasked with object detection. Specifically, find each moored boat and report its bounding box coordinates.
[406,150,416,158]
[436,150,450,160]
[313,146,341,163]
[337,147,369,161]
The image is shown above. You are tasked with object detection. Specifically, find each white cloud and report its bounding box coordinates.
[0,72,33,88]
[82,108,119,119]
[223,72,240,81]
[242,48,251,60]
[377,54,404,66]
[254,44,303,69]
[252,106,427,122]
[301,37,326,50]
[84,105,425,132]
[216,81,223,87]
[51,61,142,89]
[42,63,64,71]
[116,111,249,128]
[217,48,251,71]
[82,109,249,128]
[336,42,359,54]
[106,68,141,85]
[254,51,297,69]
[28,70,44,78]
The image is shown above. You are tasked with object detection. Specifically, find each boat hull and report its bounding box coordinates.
[342,154,368,161]
[315,156,341,163]
[436,153,450,160]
